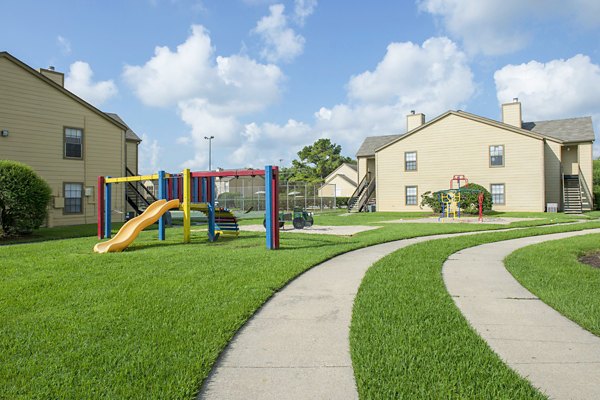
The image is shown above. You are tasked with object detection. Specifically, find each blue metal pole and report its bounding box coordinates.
[158,170,166,241]
[265,166,273,249]
[202,178,207,203]
[104,179,112,238]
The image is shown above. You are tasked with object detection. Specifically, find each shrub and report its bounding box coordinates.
[420,182,492,214]
[335,196,349,208]
[593,160,600,209]
[0,161,52,237]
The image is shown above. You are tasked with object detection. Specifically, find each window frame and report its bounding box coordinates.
[489,144,504,167]
[405,185,418,206]
[63,182,84,214]
[64,126,84,160]
[404,151,418,172]
[490,183,506,205]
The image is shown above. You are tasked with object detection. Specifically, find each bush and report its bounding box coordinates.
[593,160,600,209]
[335,196,349,208]
[420,182,492,214]
[0,161,52,237]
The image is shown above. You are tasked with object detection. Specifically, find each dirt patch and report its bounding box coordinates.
[239,224,381,236]
[579,252,600,269]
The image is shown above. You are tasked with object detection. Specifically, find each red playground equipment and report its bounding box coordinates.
[439,175,484,222]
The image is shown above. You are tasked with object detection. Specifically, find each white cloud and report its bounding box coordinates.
[347,37,475,116]
[228,36,476,167]
[124,24,287,169]
[418,0,600,55]
[64,61,118,105]
[495,54,600,121]
[294,0,317,26]
[123,25,215,107]
[253,4,305,63]
[495,54,600,156]
[123,25,283,110]
[57,35,71,55]
[138,133,162,174]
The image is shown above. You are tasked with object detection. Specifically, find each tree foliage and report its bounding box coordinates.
[0,161,52,237]
[420,183,492,214]
[284,138,354,182]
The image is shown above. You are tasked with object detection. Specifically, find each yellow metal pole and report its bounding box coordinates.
[183,168,191,243]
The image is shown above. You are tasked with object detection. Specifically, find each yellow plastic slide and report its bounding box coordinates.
[94,199,180,253]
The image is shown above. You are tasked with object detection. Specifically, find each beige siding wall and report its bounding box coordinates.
[502,102,522,127]
[126,141,138,175]
[318,176,356,197]
[579,142,594,210]
[336,164,358,184]
[544,141,562,209]
[0,57,126,227]
[376,114,546,212]
[357,157,368,182]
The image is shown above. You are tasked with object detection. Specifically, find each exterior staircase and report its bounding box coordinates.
[125,167,157,216]
[348,176,376,212]
[563,175,583,214]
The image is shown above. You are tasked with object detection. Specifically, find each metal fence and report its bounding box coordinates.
[215,180,341,211]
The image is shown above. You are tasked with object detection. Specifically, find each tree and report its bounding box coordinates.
[0,161,52,237]
[285,139,354,182]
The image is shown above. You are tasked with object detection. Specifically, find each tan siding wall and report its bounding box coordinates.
[318,176,356,197]
[502,103,521,127]
[126,141,138,175]
[0,57,126,227]
[376,114,546,212]
[544,141,562,209]
[336,164,358,184]
[579,142,594,210]
[357,157,368,182]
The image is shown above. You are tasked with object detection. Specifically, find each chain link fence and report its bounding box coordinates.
[215,178,345,212]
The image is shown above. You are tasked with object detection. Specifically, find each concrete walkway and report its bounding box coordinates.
[200,231,487,399]
[443,229,600,400]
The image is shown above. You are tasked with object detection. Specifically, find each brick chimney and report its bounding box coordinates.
[407,110,425,132]
[39,66,64,87]
[501,98,522,128]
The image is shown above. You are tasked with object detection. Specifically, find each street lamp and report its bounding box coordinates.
[204,136,214,170]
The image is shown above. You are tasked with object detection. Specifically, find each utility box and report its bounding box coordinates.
[367,204,376,212]
[546,203,558,213]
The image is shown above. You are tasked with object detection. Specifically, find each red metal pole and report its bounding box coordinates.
[178,176,183,202]
[478,193,483,222]
[97,176,105,239]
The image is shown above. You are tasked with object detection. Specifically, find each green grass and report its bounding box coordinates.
[1,212,598,398]
[0,222,128,245]
[505,233,600,336]
[350,221,600,399]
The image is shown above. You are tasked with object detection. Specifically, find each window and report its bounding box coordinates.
[405,151,417,171]
[489,145,504,167]
[65,127,83,159]
[491,184,505,205]
[64,183,83,213]
[406,186,418,205]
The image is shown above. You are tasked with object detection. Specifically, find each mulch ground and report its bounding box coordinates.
[579,252,600,268]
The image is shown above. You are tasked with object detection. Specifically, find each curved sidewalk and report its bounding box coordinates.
[443,229,600,400]
[199,231,485,399]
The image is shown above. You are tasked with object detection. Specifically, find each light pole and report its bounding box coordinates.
[204,136,214,170]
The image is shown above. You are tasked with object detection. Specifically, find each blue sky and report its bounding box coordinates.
[4,0,600,173]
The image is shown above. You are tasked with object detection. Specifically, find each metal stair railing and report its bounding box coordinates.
[348,175,369,212]
[578,165,593,210]
[355,178,376,212]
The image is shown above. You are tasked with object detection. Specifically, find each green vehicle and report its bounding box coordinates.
[263,207,314,229]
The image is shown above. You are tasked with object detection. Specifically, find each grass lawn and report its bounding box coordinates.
[0,222,127,245]
[505,233,600,336]
[350,221,600,399]
[1,213,598,398]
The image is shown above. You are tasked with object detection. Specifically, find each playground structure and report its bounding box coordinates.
[438,175,484,222]
[95,166,280,253]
